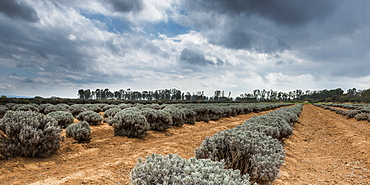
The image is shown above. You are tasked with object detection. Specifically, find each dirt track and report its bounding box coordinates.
[1,104,369,185]
[274,104,370,185]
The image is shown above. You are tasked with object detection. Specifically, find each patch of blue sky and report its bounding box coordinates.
[144,19,191,38]
[80,11,131,33]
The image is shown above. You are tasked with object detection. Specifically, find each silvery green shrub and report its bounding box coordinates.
[182,108,197,125]
[39,103,52,114]
[192,106,210,122]
[103,107,121,118]
[141,108,172,131]
[111,109,149,138]
[354,113,369,121]
[195,128,284,184]
[5,103,16,110]
[47,111,74,128]
[76,111,102,125]
[131,153,253,185]
[221,106,234,117]
[85,104,102,113]
[118,103,131,109]
[243,115,293,139]
[143,103,161,110]
[0,111,61,159]
[59,104,70,109]
[15,104,39,112]
[66,121,91,142]
[102,105,120,112]
[346,110,361,119]
[0,105,9,118]
[68,104,88,117]
[44,104,68,114]
[163,107,185,127]
[208,106,224,121]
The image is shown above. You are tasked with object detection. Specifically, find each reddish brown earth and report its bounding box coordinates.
[0,108,279,185]
[274,104,370,185]
[1,104,369,185]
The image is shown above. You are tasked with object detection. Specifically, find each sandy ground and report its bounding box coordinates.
[1,104,369,185]
[274,104,370,185]
[0,108,280,185]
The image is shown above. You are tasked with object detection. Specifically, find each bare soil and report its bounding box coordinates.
[1,104,369,185]
[0,108,278,185]
[274,104,370,185]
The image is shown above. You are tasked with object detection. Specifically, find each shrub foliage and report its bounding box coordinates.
[66,121,91,142]
[0,111,62,159]
[111,109,149,138]
[131,153,252,185]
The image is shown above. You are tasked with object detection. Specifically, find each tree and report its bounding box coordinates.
[78,89,85,99]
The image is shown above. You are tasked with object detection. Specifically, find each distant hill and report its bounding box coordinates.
[1,95,33,98]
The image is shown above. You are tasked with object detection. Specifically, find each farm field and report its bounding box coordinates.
[274,104,370,184]
[1,104,369,184]
[0,106,282,185]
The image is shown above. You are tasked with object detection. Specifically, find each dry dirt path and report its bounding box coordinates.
[274,104,370,185]
[0,108,281,185]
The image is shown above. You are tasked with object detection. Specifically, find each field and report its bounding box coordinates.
[1,104,370,184]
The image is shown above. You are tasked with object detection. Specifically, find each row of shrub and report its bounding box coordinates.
[314,104,370,121]
[130,104,303,184]
[107,103,291,139]
[328,103,370,113]
[0,103,290,118]
[0,103,290,159]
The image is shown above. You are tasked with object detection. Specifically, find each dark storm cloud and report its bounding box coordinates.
[179,0,370,79]
[180,48,224,66]
[186,0,335,26]
[0,0,39,22]
[105,0,144,13]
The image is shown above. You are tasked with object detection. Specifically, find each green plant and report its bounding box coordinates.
[85,104,102,113]
[243,115,293,139]
[131,154,252,185]
[0,105,9,118]
[76,111,103,125]
[0,111,61,159]
[66,121,91,143]
[47,111,75,128]
[39,103,53,114]
[346,110,361,119]
[102,105,120,112]
[68,104,88,117]
[15,104,40,112]
[163,107,185,127]
[195,128,284,184]
[103,107,122,118]
[208,106,224,120]
[118,103,131,109]
[192,106,210,122]
[111,110,149,138]
[44,104,68,115]
[141,108,172,131]
[182,108,197,124]
[354,113,369,121]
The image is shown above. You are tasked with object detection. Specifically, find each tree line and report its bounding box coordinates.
[77,87,370,103]
[77,88,231,101]
[236,88,370,103]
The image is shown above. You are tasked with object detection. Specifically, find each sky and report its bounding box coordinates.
[0,0,369,98]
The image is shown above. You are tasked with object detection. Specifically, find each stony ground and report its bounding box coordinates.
[1,104,369,185]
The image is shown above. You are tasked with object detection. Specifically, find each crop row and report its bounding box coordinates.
[314,104,370,121]
[131,104,303,184]
[0,103,291,159]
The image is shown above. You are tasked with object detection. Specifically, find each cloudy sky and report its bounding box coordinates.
[0,0,369,98]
